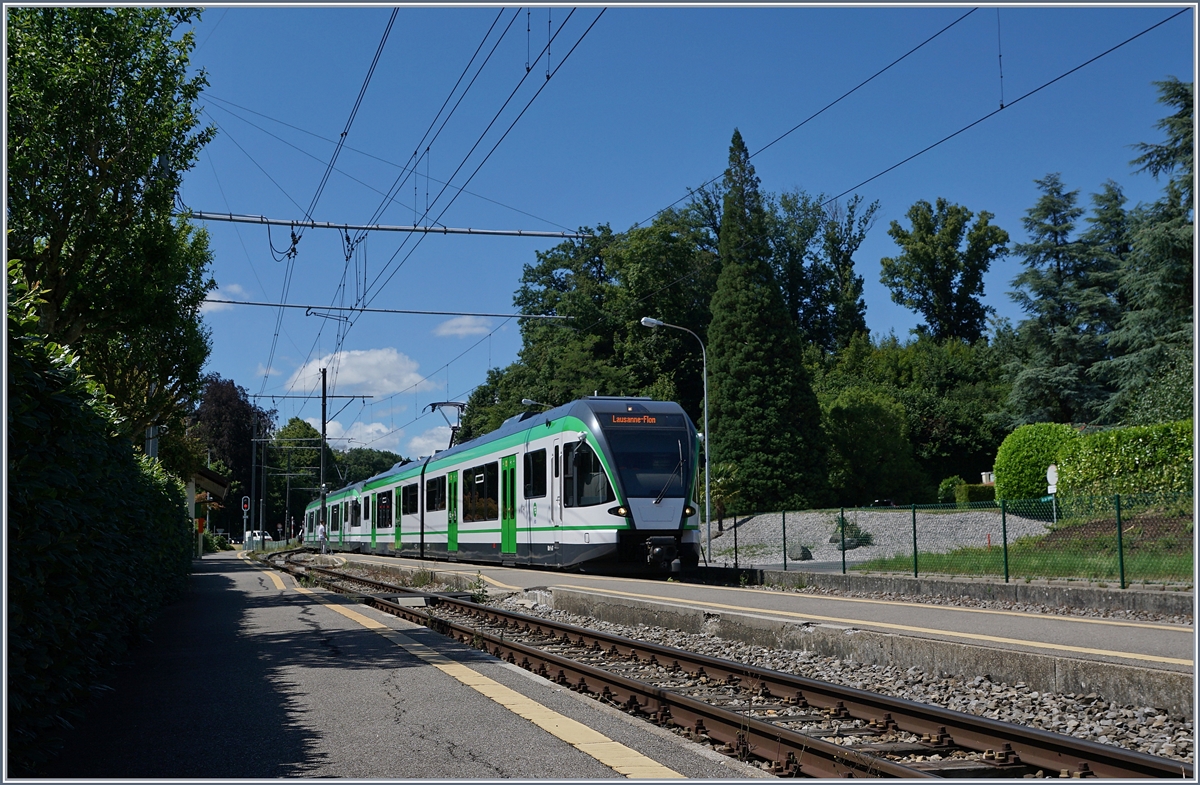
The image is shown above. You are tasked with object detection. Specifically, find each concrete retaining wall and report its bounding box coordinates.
[760,570,1195,617]
[551,587,1193,717]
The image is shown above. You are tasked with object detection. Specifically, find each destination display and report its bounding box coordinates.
[603,413,686,428]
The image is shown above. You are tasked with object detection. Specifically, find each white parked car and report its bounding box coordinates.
[245,530,274,542]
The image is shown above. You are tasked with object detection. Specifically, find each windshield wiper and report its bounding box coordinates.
[654,439,684,505]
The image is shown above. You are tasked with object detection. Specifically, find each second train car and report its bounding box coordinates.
[303,396,702,572]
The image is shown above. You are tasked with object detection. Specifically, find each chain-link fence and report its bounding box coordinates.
[701,492,1193,588]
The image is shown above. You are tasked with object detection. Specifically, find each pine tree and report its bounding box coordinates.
[1005,174,1117,424]
[1095,79,1194,424]
[707,130,828,511]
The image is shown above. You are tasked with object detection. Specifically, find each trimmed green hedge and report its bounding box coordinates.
[7,264,193,773]
[993,423,1080,500]
[955,483,996,505]
[1058,419,1193,496]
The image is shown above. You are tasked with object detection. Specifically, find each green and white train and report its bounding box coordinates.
[304,397,702,571]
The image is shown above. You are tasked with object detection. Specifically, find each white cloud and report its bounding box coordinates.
[202,282,250,315]
[434,315,491,338]
[286,348,437,397]
[308,417,406,455]
[407,426,452,457]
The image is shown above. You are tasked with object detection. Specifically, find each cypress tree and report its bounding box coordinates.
[707,130,828,511]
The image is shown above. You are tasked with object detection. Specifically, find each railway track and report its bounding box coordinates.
[272,555,1192,779]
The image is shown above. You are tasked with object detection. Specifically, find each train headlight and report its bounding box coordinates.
[683,505,696,517]
[607,505,630,518]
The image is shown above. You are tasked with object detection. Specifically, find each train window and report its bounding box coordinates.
[350,499,361,528]
[401,483,418,515]
[377,489,393,528]
[425,476,446,511]
[523,449,547,499]
[364,495,371,522]
[563,443,614,508]
[463,462,499,522]
[554,445,559,477]
[330,502,341,532]
[307,511,314,534]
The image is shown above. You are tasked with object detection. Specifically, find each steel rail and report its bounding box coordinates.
[286,560,1193,779]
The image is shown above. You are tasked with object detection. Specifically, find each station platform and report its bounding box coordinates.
[36,551,766,779]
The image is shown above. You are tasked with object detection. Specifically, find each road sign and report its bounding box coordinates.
[242,496,250,512]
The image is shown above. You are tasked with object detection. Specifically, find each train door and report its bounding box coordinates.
[551,436,563,559]
[501,454,517,556]
[447,470,459,553]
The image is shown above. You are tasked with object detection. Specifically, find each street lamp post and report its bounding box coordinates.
[640,317,710,566]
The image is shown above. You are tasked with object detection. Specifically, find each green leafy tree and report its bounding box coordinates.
[609,208,718,422]
[768,189,830,347]
[822,387,926,507]
[76,218,216,437]
[1005,174,1117,424]
[808,332,1009,496]
[192,375,275,533]
[880,198,1009,343]
[822,195,879,350]
[707,129,828,511]
[337,447,405,485]
[7,7,217,438]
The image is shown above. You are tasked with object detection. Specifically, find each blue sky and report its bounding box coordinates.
[182,4,1195,457]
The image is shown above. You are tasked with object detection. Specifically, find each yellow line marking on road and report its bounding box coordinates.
[562,585,1194,667]
[293,584,681,778]
[237,552,287,590]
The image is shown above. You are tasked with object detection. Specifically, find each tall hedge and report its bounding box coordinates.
[1057,419,1194,496]
[992,422,1079,499]
[7,265,193,773]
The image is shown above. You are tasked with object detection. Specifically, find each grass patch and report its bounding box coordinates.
[856,511,1193,584]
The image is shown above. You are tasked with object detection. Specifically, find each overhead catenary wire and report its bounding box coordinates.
[632,7,979,230]
[257,9,397,397]
[820,7,1189,206]
[366,8,603,303]
[198,93,578,232]
[296,8,600,418]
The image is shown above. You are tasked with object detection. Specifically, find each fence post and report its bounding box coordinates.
[734,515,739,570]
[911,503,918,579]
[782,511,788,571]
[840,508,846,575]
[1001,498,1009,583]
[1115,494,1125,590]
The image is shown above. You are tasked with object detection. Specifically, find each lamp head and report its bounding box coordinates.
[640,317,664,328]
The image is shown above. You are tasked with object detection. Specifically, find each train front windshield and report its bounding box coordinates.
[601,415,692,499]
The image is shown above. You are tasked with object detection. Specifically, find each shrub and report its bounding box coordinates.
[938,475,966,503]
[1057,419,1193,496]
[993,423,1079,499]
